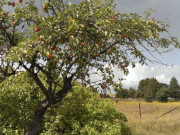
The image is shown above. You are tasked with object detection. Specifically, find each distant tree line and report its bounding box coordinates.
[113,77,180,102]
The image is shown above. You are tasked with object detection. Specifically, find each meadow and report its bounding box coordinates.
[114,99,180,135]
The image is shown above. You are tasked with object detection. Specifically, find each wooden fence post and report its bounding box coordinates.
[139,103,141,118]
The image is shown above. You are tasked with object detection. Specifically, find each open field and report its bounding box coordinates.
[114,99,180,135]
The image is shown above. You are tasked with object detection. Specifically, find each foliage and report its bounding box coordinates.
[0,72,130,135]
[113,82,136,98]
[138,78,161,98]
[156,87,168,102]
[41,86,131,135]
[168,77,180,98]
[113,82,128,98]
[0,73,4,83]
[0,72,43,134]
[128,87,136,98]
[139,78,170,102]
[144,84,154,102]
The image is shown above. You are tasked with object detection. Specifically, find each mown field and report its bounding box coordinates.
[114,99,180,135]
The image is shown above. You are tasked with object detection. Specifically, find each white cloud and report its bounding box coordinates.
[118,64,180,88]
[90,63,180,89]
[89,63,180,94]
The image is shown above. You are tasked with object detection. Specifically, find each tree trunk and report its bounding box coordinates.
[25,100,50,135]
[25,76,73,134]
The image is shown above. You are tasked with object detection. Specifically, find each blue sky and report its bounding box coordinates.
[69,0,180,88]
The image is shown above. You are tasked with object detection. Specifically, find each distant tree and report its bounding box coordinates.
[159,83,168,89]
[113,82,129,98]
[138,78,150,97]
[138,78,161,98]
[128,87,136,98]
[144,84,154,102]
[168,77,180,98]
[133,90,141,98]
[156,87,168,102]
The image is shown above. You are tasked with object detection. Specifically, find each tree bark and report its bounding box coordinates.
[25,100,50,135]
[25,76,73,134]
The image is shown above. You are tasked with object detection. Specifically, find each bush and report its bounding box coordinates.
[0,72,43,134]
[156,87,168,102]
[0,73,131,134]
[41,86,131,135]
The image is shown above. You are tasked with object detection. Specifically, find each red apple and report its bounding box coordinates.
[109,16,115,21]
[94,53,98,57]
[132,63,135,68]
[152,20,157,26]
[121,34,126,39]
[41,41,45,44]
[81,42,87,46]
[13,21,17,26]
[101,85,106,89]
[106,50,111,54]
[68,32,73,37]
[42,3,49,10]
[18,0,23,3]
[100,95,104,98]
[73,54,76,57]
[39,36,43,40]
[35,27,41,32]
[43,6,47,10]
[102,57,105,62]
[50,45,55,51]
[68,53,71,57]
[98,40,103,45]
[47,54,52,59]
[12,2,15,7]
[1,26,5,31]
[111,16,115,20]
[124,63,129,67]
[1,12,5,15]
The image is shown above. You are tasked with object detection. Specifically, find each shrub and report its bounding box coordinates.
[0,72,43,134]
[41,86,131,135]
[0,73,131,134]
[156,87,168,102]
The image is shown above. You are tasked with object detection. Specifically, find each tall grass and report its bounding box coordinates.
[114,100,180,135]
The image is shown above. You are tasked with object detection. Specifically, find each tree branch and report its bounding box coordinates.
[19,61,52,100]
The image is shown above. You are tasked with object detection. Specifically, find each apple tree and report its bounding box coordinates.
[0,0,179,134]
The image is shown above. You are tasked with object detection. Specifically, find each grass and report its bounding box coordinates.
[114,99,180,135]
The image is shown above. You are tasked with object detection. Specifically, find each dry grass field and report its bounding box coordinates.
[114,99,180,135]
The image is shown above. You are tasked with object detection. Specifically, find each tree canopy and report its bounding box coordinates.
[0,0,179,134]
[138,78,162,98]
[168,77,180,98]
